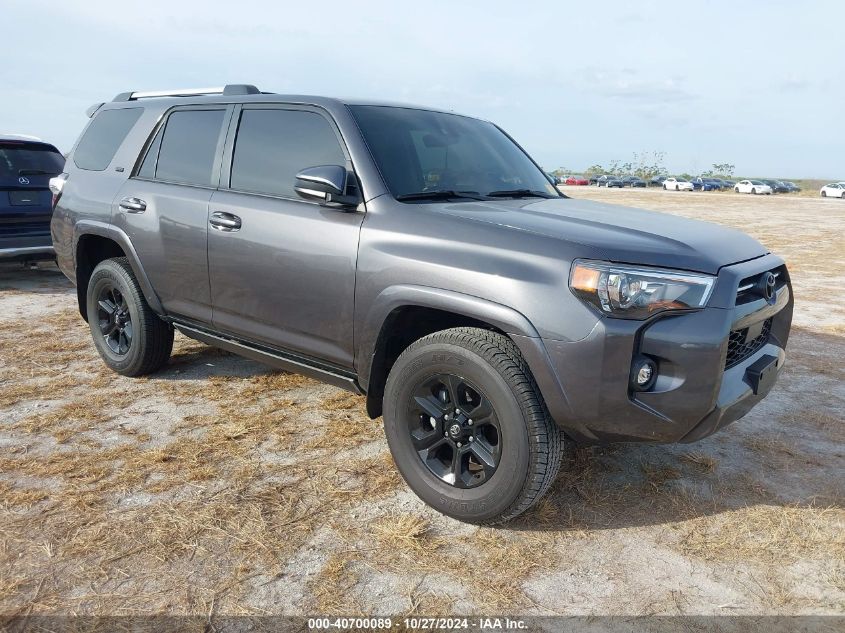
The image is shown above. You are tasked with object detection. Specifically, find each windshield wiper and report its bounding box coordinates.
[486,189,556,199]
[395,190,487,202]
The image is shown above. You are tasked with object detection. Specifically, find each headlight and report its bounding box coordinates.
[569,260,715,320]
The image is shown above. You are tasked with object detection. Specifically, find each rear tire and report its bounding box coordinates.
[86,257,174,377]
[383,327,563,524]
[752,188,757,195]
[735,187,740,193]
[821,191,827,197]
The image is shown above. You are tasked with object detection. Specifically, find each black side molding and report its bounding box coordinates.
[173,321,363,395]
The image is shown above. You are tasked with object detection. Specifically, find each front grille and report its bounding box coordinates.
[725,318,772,369]
[735,266,785,305]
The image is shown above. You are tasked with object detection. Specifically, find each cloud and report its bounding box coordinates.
[594,76,696,104]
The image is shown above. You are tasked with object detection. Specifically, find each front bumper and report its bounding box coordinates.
[542,254,793,444]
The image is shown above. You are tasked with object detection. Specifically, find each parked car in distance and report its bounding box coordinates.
[650,175,668,187]
[820,183,845,198]
[691,178,718,191]
[565,175,590,186]
[705,178,728,190]
[52,84,794,525]
[720,179,736,188]
[622,175,647,188]
[735,180,773,195]
[781,181,800,193]
[663,177,694,191]
[0,134,65,261]
[761,179,789,194]
[597,174,625,188]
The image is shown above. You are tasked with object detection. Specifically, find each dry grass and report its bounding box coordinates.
[371,513,431,551]
[680,452,718,473]
[679,504,845,564]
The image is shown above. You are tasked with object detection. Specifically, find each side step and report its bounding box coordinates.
[174,322,363,394]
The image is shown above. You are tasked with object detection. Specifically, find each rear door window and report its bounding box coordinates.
[152,109,226,187]
[229,108,345,198]
[74,108,143,171]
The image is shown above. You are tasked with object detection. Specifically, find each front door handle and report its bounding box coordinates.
[209,211,242,232]
[119,197,146,213]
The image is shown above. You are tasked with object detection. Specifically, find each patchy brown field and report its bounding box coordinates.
[1,188,843,617]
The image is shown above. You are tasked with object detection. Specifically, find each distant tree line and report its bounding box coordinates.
[551,154,736,180]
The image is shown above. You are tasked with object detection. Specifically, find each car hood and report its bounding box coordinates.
[428,197,768,274]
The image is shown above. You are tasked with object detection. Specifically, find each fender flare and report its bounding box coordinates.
[73,220,165,315]
[357,284,575,429]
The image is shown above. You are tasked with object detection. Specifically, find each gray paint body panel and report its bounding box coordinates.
[52,93,793,445]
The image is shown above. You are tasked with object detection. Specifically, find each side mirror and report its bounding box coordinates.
[294,165,360,208]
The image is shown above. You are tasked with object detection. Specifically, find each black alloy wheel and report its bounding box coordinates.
[408,373,501,488]
[382,327,564,524]
[96,284,133,355]
[86,257,174,376]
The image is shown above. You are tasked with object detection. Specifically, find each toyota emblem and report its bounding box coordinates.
[756,272,777,303]
[18,176,30,185]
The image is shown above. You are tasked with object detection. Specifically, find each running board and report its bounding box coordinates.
[174,322,363,394]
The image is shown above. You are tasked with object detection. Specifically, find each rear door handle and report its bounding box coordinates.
[119,197,147,213]
[209,211,242,232]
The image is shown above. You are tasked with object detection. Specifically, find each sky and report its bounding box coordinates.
[2,0,842,179]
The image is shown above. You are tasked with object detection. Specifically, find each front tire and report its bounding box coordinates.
[383,327,562,524]
[86,257,174,376]
[821,191,827,197]
[735,187,740,193]
[752,188,757,195]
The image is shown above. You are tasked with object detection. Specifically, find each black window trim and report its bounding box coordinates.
[219,102,356,205]
[130,104,234,190]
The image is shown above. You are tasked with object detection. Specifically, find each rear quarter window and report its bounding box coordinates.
[74,108,143,171]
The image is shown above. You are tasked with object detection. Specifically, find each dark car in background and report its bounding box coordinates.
[691,178,719,191]
[622,175,647,188]
[597,174,625,187]
[650,175,668,187]
[703,178,726,190]
[782,181,800,193]
[0,135,65,261]
[762,179,790,194]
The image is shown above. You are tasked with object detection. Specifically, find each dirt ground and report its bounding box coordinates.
[0,188,843,618]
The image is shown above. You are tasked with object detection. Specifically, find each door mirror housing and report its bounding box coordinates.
[294,165,360,209]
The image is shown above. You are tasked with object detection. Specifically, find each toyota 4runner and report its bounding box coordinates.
[51,85,793,524]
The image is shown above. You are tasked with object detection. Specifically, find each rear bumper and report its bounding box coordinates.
[540,254,793,444]
[0,236,55,261]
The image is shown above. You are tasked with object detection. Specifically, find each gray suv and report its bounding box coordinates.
[51,84,793,524]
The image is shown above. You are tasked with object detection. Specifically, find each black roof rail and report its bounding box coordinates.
[112,84,261,102]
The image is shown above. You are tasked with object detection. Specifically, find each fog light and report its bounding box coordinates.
[631,356,657,391]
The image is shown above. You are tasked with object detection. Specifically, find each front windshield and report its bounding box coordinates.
[751,180,765,185]
[349,105,559,200]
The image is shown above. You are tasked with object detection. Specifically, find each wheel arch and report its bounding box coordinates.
[357,285,573,425]
[73,221,164,321]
